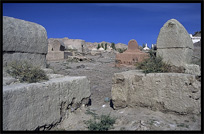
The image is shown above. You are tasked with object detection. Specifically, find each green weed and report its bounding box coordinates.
[85,112,116,131]
[135,50,171,74]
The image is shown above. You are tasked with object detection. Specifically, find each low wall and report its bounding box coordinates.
[3,76,91,130]
[46,51,64,61]
[111,70,200,114]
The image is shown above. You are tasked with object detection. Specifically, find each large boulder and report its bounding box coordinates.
[156,19,194,67]
[3,16,48,67]
[111,70,200,114]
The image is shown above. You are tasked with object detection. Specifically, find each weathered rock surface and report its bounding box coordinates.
[184,64,201,76]
[111,70,200,114]
[156,19,194,67]
[192,41,201,66]
[3,16,48,67]
[3,52,47,67]
[46,51,64,61]
[3,77,19,86]
[3,76,91,130]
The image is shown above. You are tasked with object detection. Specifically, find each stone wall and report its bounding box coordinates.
[3,76,91,130]
[46,51,64,61]
[3,16,48,67]
[111,70,200,114]
[46,39,66,61]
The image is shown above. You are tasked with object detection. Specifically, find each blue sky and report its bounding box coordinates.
[3,3,201,47]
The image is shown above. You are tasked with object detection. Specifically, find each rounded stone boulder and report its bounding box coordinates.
[3,16,48,67]
[3,16,48,54]
[156,19,194,67]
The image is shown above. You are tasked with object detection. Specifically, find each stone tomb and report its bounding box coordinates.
[156,19,200,76]
[3,16,48,67]
[111,70,200,114]
[46,40,65,61]
[156,19,194,67]
[116,39,148,65]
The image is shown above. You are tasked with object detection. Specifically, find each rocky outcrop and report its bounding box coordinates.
[111,70,200,114]
[3,75,91,130]
[3,16,48,67]
[156,19,194,67]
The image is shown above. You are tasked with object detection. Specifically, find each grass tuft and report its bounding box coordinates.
[85,112,116,131]
[6,61,49,83]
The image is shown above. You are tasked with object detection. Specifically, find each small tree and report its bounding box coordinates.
[105,43,107,50]
[101,43,104,48]
[97,44,101,49]
[111,42,116,50]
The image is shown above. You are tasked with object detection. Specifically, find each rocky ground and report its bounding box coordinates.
[47,51,201,131]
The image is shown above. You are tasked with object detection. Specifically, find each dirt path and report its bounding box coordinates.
[48,52,201,131]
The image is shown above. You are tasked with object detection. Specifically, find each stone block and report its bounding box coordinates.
[3,77,18,86]
[3,52,47,67]
[3,16,48,54]
[157,48,193,67]
[3,16,48,67]
[156,19,194,67]
[184,64,201,76]
[111,70,200,114]
[3,76,91,130]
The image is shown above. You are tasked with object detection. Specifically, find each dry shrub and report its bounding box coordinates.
[135,50,171,74]
[6,61,49,83]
